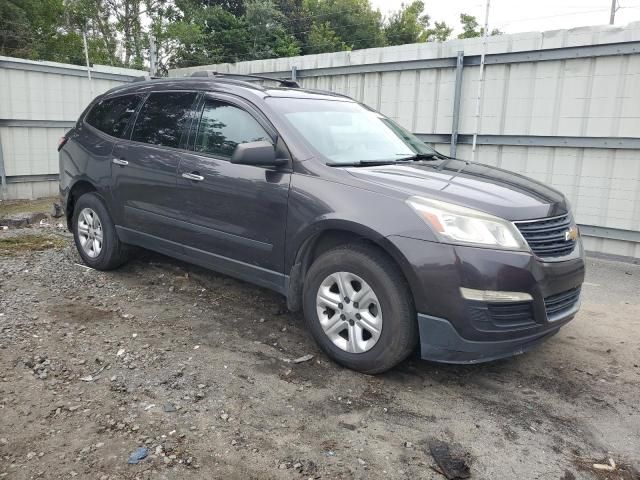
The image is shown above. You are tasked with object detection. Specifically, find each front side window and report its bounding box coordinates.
[85,94,142,138]
[131,92,197,148]
[195,99,270,158]
[267,97,438,164]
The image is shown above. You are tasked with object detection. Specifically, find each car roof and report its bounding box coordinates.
[101,77,355,103]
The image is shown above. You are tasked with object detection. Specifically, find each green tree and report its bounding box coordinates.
[306,21,349,53]
[275,0,307,45]
[0,0,85,63]
[384,1,451,45]
[66,0,177,69]
[457,13,501,39]
[384,1,429,45]
[96,0,146,68]
[426,21,453,42]
[185,0,246,16]
[65,0,121,66]
[146,1,184,74]
[0,0,38,59]
[169,2,251,68]
[303,0,385,53]
[245,0,300,59]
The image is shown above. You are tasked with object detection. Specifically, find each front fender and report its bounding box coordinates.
[286,216,428,315]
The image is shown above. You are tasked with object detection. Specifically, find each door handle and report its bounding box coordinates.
[112,158,128,166]
[182,172,204,181]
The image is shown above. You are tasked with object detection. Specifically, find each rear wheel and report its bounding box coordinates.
[72,192,128,270]
[303,244,417,374]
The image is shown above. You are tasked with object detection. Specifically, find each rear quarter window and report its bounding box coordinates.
[85,94,143,138]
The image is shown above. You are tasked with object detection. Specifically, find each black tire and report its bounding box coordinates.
[302,243,417,374]
[72,192,128,270]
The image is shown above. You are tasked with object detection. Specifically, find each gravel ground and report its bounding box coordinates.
[1,203,639,480]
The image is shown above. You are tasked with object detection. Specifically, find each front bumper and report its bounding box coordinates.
[387,235,585,363]
[417,311,571,363]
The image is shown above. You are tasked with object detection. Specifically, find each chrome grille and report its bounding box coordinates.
[514,214,576,259]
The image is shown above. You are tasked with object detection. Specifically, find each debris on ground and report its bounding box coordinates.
[127,447,149,464]
[574,456,640,480]
[0,212,46,228]
[52,203,64,218]
[592,458,616,471]
[428,440,471,479]
[292,354,314,363]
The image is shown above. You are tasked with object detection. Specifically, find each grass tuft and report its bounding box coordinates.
[0,197,56,217]
[0,234,68,255]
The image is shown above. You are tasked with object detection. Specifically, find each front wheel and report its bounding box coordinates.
[302,244,417,374]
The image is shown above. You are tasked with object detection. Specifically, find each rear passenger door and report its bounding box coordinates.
[111,91,198,243]
[71,93,144,210]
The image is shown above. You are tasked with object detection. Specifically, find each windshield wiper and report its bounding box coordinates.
[326,152,449,167]
[326,159,409,167]
[395,152,444,161]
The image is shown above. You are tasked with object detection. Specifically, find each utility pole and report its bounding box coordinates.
[610,0,619,24]
[470,0,490,163]
[82,31,94,98]
[149,34,157,77]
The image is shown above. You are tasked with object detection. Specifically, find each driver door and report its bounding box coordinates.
[173,94,291,292]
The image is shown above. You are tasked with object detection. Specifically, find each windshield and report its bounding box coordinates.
[267,97,439,164]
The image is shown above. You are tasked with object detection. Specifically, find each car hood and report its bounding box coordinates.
[346,159,568,221]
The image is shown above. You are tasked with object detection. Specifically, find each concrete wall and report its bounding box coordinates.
[0,56,145,199]
[171,23,640,258]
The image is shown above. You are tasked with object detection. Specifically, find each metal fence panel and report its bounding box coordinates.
[0,56,145,199]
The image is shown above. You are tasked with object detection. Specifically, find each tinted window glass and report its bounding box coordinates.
[132,92,197,148]
[85,95,142,138]
[195,99,270,158]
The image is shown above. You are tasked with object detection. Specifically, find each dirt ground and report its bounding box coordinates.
[1,199,639,480]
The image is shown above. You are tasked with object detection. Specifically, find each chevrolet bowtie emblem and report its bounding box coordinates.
[564,226,578,242]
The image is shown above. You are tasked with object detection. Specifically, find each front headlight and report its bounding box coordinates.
[405,196,529,251]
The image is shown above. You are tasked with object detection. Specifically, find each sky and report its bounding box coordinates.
[369,0,640,35]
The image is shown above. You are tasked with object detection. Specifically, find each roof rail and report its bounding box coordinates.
[189,71,299,88]
[131,75,162,82]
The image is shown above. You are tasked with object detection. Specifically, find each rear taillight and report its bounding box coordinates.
[58,136,68,151]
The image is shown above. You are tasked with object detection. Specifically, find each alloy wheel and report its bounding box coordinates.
[315,271,383,353]
[77,207,103,258]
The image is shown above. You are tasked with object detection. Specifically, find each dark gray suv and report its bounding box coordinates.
[59,73,585,373]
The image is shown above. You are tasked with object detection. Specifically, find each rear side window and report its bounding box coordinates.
[195,99,270,158]
[131,92,197,148]
[85,94,142,138]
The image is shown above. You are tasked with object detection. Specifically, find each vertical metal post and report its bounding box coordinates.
[610,0,618,24]
[149,34,157,77]
[0,133,6,198]
[471,0,491,163]
[82,31,94,98]
[450,51,464,158]
[291,66,297,82]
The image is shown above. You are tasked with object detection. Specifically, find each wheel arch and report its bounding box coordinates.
[65,179,98,230]
[286,220,421,312]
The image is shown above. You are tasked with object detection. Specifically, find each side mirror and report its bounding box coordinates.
[230,140,287,166]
